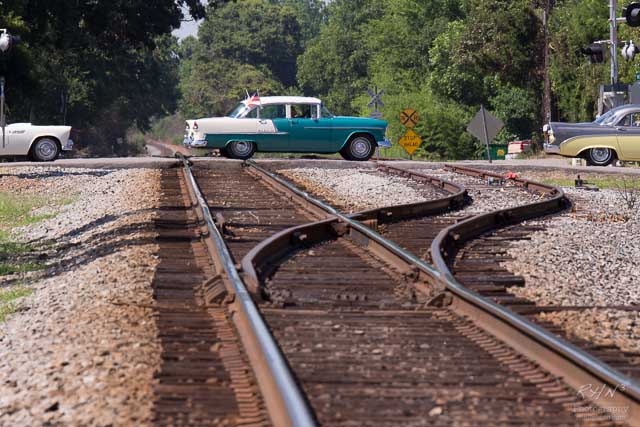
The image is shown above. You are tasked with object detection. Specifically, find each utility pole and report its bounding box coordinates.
[610,0,619,84]
[542,0,553,124]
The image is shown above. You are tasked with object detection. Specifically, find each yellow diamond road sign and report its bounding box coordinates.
[398,129,422,155]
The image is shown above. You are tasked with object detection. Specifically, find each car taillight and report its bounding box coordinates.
[193,122,199,130]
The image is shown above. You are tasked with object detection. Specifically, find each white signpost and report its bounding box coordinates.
[466,105,504,163]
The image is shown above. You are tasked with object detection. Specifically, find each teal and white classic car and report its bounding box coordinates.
[184,96,391,160]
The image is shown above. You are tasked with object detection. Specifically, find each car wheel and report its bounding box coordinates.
[226,141,256,160]
[345,135,374,161]
[586,147,615,166]
[31,138,60,162]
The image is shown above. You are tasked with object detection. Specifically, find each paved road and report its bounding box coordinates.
[2,152,640,175]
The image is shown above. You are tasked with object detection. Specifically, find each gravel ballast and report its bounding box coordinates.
[278,168,447,212]
[412,168,549,213]
[498,179,640,356]
[538,310,640,355]
[504,186,640,307]
[0,167,161,426]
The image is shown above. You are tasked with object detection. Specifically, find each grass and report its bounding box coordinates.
[0,192,63,277]
[0,193,58,228]
[0,262,43,276]
[542,176,640,190]
[0,286,32,322]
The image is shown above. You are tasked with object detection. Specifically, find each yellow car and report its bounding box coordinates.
[544,104,640,166]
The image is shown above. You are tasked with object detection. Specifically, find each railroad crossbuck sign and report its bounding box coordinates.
[367,87,384,119]
[400,109,419,128]
[398,129,422,155]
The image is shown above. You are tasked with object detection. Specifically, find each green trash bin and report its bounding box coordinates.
[489,144,508,160]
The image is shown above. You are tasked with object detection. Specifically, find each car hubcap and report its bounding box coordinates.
[233,141,251,156]
[591,148,611,163]
[38,140,56,158]
[351,138,371,158]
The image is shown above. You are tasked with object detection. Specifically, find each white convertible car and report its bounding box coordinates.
[1,123,73,161]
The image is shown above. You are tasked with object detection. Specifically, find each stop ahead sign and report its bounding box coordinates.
[398,129,422,155]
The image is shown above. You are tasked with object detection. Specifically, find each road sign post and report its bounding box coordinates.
[466,105,504,163]
[1,77,5,149]
[366,87,384,160]
[480,105,492,163]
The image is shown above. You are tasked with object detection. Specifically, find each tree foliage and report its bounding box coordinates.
[0,0,207,155]
[178,0,323,119]
[0,0,628,159]
[549,0,609,122]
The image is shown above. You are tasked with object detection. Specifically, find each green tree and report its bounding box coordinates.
[549,0,609,122]
[297,0,384,114]
[179,56,283,118]
[0,0,207,154]
[197,0,305,88]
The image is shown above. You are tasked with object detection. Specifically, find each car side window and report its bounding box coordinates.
[290,104,312,119]
[244,108,258,119]
[260,104,286,119]
[618,114,631,126]
[617,113,640,127]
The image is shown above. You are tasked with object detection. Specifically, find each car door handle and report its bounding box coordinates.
[616,127,627,131]
[259,120,268,124]
[290,120,299,124]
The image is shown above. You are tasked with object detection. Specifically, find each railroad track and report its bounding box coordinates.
[149,163,313,427]
[153,157,639,426]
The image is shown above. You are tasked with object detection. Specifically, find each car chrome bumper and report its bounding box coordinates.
[377,137,392,148]
[190,139,208,148]
[63,139,74,151]
[543,143,560,154]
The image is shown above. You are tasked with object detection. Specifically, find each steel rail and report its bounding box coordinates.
[430,164,640,424]
[246,160,640,424]
[245,160,447,279]
[242,160,468,301]
[179,156,316,427]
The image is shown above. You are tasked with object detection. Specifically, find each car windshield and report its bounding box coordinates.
[321,105,334,118]
[594,109,616,125]
[227,103,253,118]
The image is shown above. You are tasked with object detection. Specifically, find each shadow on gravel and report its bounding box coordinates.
[1,170,113,180]
[23,208,160,246]
[1,209,163,282]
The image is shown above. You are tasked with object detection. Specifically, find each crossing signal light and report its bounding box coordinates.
[625,2,640,27]
[581,43,605,64]
[622,40,639,60]
[0,31,20,53]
